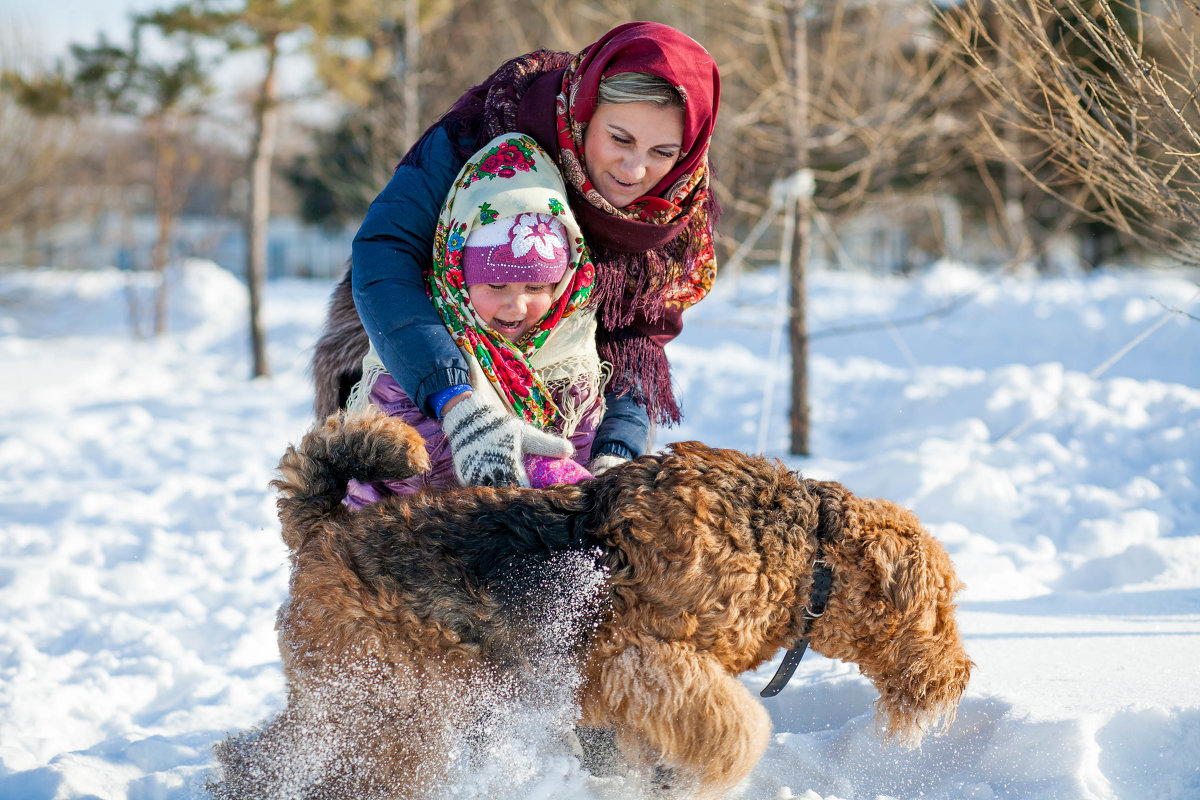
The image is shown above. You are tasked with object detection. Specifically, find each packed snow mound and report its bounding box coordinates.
[166,259,250,337]
[0,259,247,341]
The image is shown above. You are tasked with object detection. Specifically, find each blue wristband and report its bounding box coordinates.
[431,384,473,419]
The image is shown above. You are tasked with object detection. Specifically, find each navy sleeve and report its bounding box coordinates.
[592,390,652,458]
[352,126,472,415]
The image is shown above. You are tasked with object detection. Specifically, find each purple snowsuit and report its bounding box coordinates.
[344,374,601,507]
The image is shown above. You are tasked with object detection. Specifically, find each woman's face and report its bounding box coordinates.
[583,101,685,208]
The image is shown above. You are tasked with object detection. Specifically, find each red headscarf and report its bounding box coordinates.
[563,21,720,212]
[548,22,721,326]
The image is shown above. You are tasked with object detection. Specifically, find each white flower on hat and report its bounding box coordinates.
[510,213,567,262]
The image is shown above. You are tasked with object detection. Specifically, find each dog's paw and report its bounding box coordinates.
[651,764,678,793]
[569,725,624,777]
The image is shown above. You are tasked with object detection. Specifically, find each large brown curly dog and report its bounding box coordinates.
[210,410,972,799]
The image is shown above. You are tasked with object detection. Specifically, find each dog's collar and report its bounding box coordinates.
[759,553,832,697]
[760,483,840,698]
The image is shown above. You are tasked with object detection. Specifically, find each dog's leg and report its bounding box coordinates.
[226,662,472,800]
[581,642,770,798]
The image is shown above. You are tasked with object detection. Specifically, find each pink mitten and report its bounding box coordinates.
[524,454,593,488]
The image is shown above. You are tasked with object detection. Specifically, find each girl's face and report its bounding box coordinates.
[467,282,554,342]
[583,101,685,208]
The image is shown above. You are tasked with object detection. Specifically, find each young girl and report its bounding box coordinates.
[344,133,605,506]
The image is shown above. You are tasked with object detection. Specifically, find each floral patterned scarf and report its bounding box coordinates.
[428,133,596,429]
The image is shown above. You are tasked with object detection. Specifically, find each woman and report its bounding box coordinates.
[313,21,721,487]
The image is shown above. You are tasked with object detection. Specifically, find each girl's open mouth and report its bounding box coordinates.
[493,318,523,334]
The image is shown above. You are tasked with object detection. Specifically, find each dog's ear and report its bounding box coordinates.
[856,502,972,744]
[871,535,929,613]
[860,504,932,613]
[871,524,965,617]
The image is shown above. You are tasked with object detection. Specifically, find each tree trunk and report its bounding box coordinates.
[21,214,37,269]
[403,0,421,148]
[152,116,177,336]
[786,0,812,457]
[246,33,279,379]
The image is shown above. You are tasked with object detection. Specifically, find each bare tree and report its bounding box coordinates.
[704,0,984,454]
[144,0,310,376]
[785,0,814,456]
[3,24,211,332]
[287,0,460,228]
[939,0,1200,265]
[0,27,89,268]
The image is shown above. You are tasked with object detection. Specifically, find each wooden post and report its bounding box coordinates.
[996,11,1028,261]
[786,0,812,456]
[151,114,176,336]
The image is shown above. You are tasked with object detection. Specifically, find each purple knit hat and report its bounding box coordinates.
[462,212,570,286]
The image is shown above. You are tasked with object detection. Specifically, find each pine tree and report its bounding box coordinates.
[285,0,459,231]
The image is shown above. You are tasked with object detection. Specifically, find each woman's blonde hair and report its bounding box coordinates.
[597,72,685,108]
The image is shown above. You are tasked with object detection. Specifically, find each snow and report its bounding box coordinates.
[1,257,1198,799]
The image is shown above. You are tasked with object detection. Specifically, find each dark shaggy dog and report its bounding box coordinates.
[311,269,366,420]
[211,410,972,799]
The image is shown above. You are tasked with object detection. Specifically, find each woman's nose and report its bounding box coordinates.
[619,153,647,179]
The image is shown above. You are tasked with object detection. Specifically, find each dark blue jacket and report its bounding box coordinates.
[351,124,650,460]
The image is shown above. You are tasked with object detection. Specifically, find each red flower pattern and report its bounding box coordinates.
[480,143,533,179]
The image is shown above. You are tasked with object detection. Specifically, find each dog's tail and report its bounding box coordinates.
[272,408,430,551]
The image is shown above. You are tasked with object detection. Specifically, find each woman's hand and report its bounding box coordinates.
[441,393,574,487]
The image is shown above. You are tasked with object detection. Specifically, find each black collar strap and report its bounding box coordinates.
[759,552,833,698]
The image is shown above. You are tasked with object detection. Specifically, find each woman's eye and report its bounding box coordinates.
[654,149,678,159]
[611,134,632,145]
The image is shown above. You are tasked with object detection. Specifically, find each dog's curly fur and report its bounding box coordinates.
[311,267,367,420]
[211,410,972,799]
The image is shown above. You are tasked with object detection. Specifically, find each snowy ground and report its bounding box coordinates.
[1,258,1197,799]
